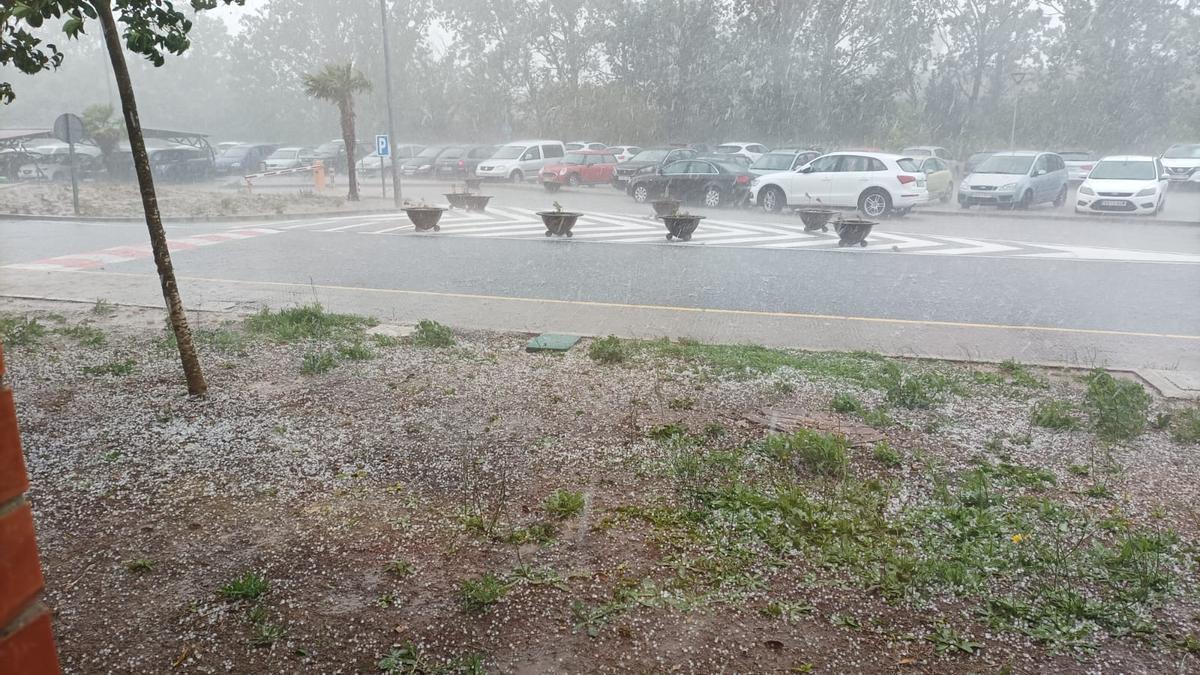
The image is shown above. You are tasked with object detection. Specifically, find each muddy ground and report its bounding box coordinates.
[2,298,1198,674]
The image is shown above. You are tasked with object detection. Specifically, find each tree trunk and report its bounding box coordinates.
[340,100,359,201]
[96,0,208,397]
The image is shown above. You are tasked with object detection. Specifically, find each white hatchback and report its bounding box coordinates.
[750,151,928,218]
[1075,156,1168,216]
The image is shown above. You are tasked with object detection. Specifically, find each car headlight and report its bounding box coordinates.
[999,183,1016,191]
[1135,187,1157,197]
[1079,186,1094,196]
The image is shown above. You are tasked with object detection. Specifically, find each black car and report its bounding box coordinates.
[434,144,496,178]
[214,143,277,176]
[150,147,214,182]
[312,139,373,174]
[626,158,752,208]
[400,145,451,177]
[611,147,698,190]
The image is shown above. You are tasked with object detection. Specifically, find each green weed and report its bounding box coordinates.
[412,319,455,348]
[91,299,116,316]
[219,571,269,600]
[999,359,1045,388]
[588,335,626,364]
[1031,400,1080,430]
[872,441,902,467]
[336,341,375,361]
[1085,371,1150,442]
[82,358,135,376]
[668,397,695,410]
[300,351,337,375]
[125,558,155,573]
[860,407,892,428]
[544,489,585,519]
[758,429,848,478]
[245,303,375,342]
[55,323,106,346]
[0,316,47,347]
[1170,409,1200,444]
[830,392,863,414]
[458,573,508,613]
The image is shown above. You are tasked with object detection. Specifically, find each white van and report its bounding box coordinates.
[475,140,565,182]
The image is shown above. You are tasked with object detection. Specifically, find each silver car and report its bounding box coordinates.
[957,151,1069,210]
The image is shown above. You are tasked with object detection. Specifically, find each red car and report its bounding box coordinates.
[541,149,619,191]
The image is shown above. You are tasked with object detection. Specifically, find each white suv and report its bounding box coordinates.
[1161,143,1200,186]
[750,152,928,217]
[715,142,768,163]
[475,140,566,182]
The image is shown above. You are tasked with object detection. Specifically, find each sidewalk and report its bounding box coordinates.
[4,268,1198,386]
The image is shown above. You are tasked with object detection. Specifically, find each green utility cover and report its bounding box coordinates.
[526,333,581,353]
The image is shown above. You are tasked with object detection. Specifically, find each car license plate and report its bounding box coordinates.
[1099,200,1125,207]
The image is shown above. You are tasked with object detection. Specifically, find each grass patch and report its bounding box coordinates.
[830,392,863,414]
[336,341,375,361]
[245,303,375,342]
[81,358,136,376]
[219,571,269,601]
[859,407,892,428]
[300,351,337,375]
[412,319,455,348]
[1031,400,1080,430]
[543,489,585,519]
[91,299,116,316]
[378,644,486,675]
[1085,371,1150,442]
[458,573,508,613]
[55,323,106,346]
[1170,409,1200,445]
[588,335,626,364]
[0,316,48,347]
[871,441,902,467]
[639,340,891,383]
[999,359,1045,388]
[881,362,953,409]
[615,430,1189,651]
[125,558,155,574]
[668,397,695,410]
[758,429,848,478]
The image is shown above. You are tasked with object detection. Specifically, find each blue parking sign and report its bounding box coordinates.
[375,134,390,157]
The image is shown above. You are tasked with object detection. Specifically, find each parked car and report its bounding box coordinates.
[475,140,565,182]
[434,144,496,178]
[1075,156,1167,216]
[263,146,315,171]
[627,157,753,207]
[400,145,453,177]
[957,151,1068,210]
[915,156,954,203]
[565,141,607,152]
[750,151,928,217]
[1055,150,1096,182]
[16,145,103,181]
[311,139,373,174]
[901,146,962,177]
[541,149,619,191]
[355,144,423,175]
[215,141,242,153]
[148,146,214,182]
[714,142,768,163]
[701,153,752,170]
[215,143,277,175]
[607,145,641,163]
[1160,143,1200,187]
[611,147,698,191]
[748,149,821,177]
[0,149,39,181]
[964,150,997,176]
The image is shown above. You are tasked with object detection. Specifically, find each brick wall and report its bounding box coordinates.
[0,344,61,674]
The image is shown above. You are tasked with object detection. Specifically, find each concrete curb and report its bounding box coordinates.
[0,209,398,225]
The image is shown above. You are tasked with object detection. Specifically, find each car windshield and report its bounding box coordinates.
[491,145,525,160]
[314,143,340,155]
[415,146,444,158]
[1088,160,1156,180]
[710,160,745,173]
[268,149,297,159]
[752,153,796,170]
[902,148,931,156]
[896,158,920,172]
[1058,152,1092,161]
[439,148,464,159]
[630,150,669,162]
[714,145,742,154]
[559,152,587,165]
[219,147,249,159]
[976,155,1034,174]
[1163,144,1200,159]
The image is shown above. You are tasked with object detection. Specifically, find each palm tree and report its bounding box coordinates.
[303,63,372,201]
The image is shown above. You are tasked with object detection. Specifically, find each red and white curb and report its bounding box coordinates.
[2,228,280,272]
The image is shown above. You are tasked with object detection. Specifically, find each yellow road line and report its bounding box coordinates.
[45,269,1200,342]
